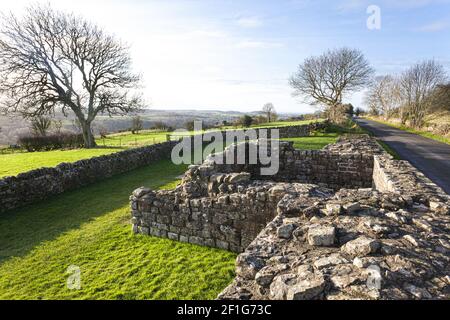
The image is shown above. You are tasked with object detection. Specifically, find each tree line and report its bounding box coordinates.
[364,61,449,128]
[289,47,449,128]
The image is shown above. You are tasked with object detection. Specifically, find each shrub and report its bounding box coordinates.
[18,133,84,152]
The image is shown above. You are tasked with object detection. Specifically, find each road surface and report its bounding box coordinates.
[355,118,450,195]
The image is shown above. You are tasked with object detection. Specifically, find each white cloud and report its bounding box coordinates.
[417,19,450,32]
[235,16,263,28]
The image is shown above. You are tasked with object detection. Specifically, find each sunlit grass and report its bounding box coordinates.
[0,160,236,300]
[282,132,339,150]
[0,148,123,178]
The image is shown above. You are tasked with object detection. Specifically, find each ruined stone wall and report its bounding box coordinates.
[131,181,291,252]
[0,141,177,213]
[183,140,374,191]
[195,121,325,141]
[130,137,377,252]
[0,122,322,214]
[372,155,448,201]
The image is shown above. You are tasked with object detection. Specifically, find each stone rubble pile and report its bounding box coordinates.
[218,187,450,300]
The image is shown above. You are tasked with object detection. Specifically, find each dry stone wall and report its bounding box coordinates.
[0,122,321,214]
[195,121,325,141]
[131,182,334,252]
[0,142,177,213]
[206,141,374,189]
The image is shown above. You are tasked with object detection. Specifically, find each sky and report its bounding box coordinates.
[0,0,449,114]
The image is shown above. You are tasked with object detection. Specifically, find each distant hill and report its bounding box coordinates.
[0,109,301,145]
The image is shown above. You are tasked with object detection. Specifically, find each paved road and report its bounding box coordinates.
[355,118,450,194]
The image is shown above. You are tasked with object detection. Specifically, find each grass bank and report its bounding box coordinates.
[0,160,236,300]
[366,116,450,145]
[0,147,123,178]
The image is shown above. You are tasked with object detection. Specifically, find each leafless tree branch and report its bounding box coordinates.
[0,4,143,147]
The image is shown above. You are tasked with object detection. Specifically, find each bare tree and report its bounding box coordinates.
[131,115,143,134]
[366,75,402,120]
[30,116,52,136]
[53,119,63,134]
[262,103,276,123]
[0,5,142,148]
[428,83,450,112]
[399,60,447,128]
[290,48,374,115]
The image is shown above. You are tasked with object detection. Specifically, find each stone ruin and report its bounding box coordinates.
[130,135,450,300]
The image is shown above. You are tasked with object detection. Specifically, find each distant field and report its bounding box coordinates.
[220,119,322,130]
[249,119,323,128]
[96,130,170,148]
[94,120,322,147]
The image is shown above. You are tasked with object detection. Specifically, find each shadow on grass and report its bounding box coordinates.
[0,160,187,264]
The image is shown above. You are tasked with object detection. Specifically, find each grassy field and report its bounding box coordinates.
[221,119,322,130]
[0,120,322,178]
[0,148,123,178]
[366,116,450,145]
[96,130,170,148]
[0,160,237,300]
[283,132,339,150]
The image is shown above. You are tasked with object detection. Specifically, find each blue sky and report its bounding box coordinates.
[2,0,450,113]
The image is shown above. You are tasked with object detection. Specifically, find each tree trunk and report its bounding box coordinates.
[81,121,97,148]
[400,107,408,125]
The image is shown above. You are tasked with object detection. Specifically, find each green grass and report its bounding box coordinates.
[282,132,339,150]
[0,160,236,300]
[248,119,322,129]
[375,140,401,160]
[221,119,322,130]
[367,117,450,145]
[0,148,123,178]
[96,130,171,148]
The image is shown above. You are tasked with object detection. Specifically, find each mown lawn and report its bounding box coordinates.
[0,148,124,178]
[283,132,339,150]
[0,160,236,300]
